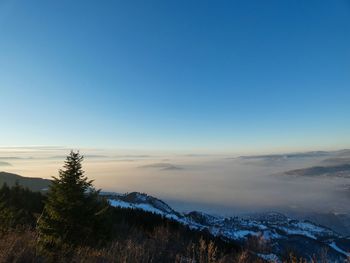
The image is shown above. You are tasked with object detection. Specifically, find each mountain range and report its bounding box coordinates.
[105,192,350,262]
[282,164,350,178]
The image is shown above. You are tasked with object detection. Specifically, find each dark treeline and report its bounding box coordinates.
[0,182,45,230]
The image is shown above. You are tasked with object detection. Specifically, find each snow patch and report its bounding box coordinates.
[329,242,350,257]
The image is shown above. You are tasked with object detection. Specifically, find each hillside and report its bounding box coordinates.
[107,192,350,262]
[0,171,51,191]
[0,183,245,263]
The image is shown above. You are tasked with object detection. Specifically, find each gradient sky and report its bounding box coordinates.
[1,0,349,153]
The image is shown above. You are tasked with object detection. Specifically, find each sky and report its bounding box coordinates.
[0,0,350,153]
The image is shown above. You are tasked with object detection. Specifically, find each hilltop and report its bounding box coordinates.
[0,171,51,191]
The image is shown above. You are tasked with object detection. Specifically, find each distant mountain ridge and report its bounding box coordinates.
[239,149,350,160]
[281,164,350,178]
[108,192,350,262]
[235,149,350,167]
[0,171,51,191]
[239,151,330,160]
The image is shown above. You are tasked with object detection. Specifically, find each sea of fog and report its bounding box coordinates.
[1,147,349,216]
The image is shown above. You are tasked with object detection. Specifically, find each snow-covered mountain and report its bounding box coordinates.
[105,192,350,262]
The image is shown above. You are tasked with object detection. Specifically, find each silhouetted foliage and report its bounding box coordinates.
[37,151,109,250]
[0,182,45,231]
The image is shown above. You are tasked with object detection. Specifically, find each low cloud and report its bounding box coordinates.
[0,161,11,166]
[138,163,183,171]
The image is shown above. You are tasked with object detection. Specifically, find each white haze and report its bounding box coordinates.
[0,147,349,216]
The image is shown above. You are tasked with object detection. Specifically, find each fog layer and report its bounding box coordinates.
[1,147,349,216]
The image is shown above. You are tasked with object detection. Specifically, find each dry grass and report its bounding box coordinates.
[0,228,265,263]
[0,230,39,263]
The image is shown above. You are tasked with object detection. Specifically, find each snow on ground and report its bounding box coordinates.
[109,199,164,215]
[222,229,258,240]
[262,230,282,240]
[109,198,332,242]
[109,198,185,223]
[329,242,350,257]
[238,219,268,230]
[276,226,317,239]
[133,192,147,202]
[108,194,346,262]
[294,221,325,233]
[109,199,134,209]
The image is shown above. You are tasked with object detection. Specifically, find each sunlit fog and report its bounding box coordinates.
[1,147,349,216]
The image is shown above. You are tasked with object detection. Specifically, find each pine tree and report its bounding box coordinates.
[38,151,108,249]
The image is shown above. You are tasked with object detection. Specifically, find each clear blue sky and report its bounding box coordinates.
[1,0,349,153]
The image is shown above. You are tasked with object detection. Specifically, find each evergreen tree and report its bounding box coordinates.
[38,151,108,249]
